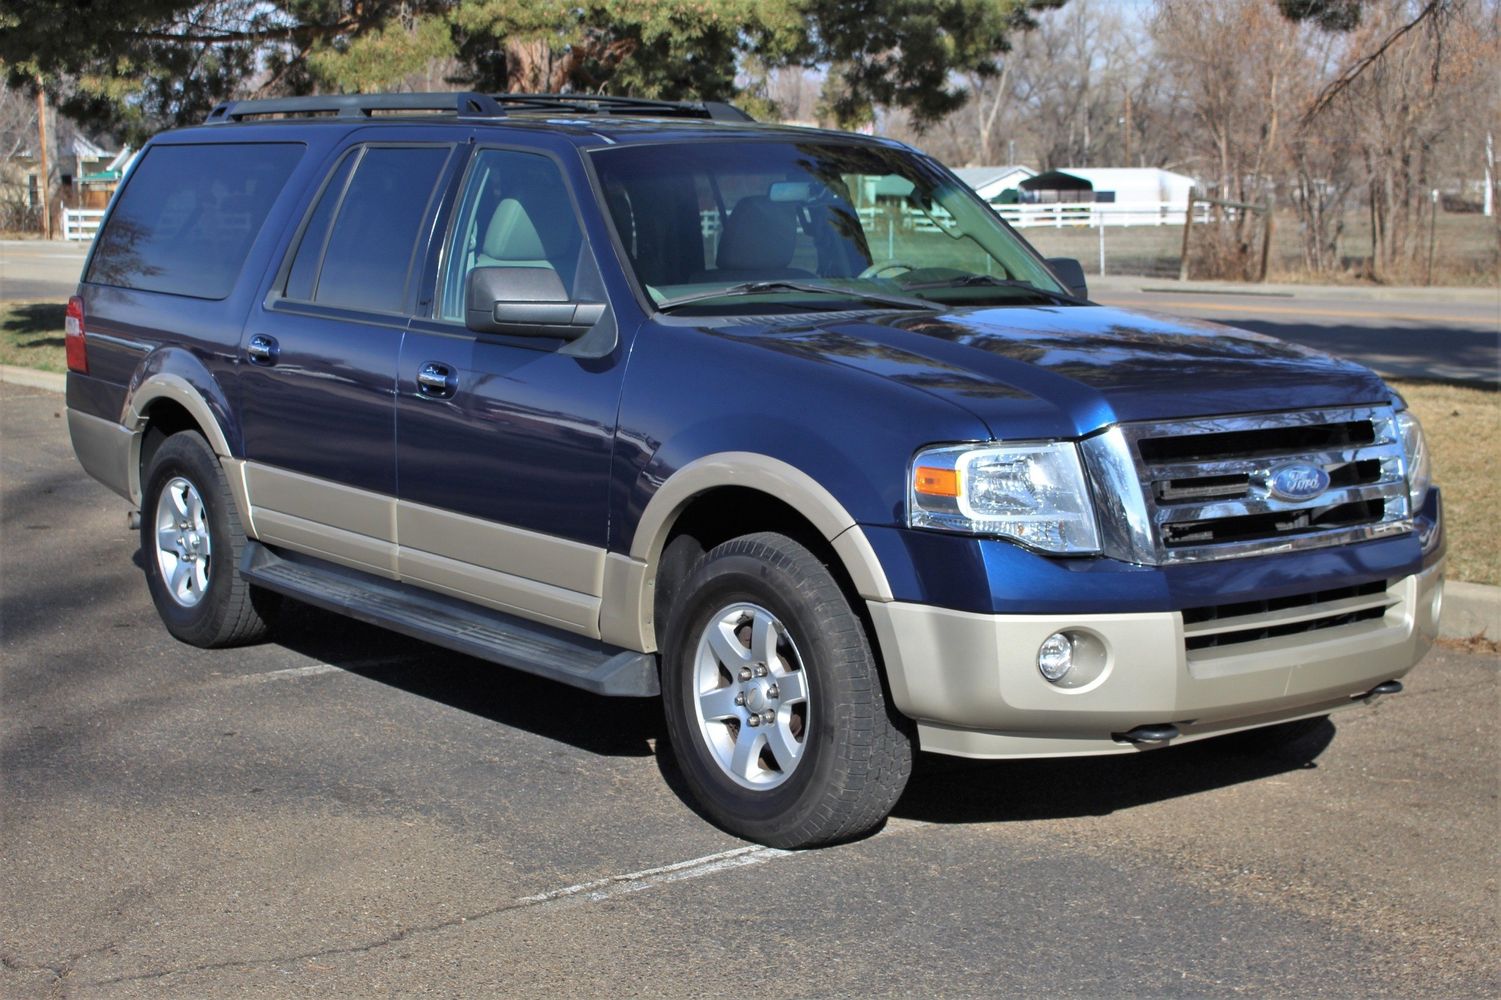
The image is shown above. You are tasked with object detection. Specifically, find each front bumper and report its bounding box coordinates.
[868,559,1443,759]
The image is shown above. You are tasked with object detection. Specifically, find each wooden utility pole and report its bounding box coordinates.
[1178,189,1198,281]
[1257,192,1276,283]
[35,79,52,239]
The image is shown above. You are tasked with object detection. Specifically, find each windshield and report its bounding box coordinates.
[589,139,1070,315]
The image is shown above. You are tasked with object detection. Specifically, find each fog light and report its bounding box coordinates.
[1038,632,1075,682]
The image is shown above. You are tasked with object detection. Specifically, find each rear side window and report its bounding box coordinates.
[283,151,356,302]
[285,145,450,314]
[87,143,303,299]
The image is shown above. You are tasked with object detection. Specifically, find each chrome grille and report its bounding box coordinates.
[1080,406,1413,565]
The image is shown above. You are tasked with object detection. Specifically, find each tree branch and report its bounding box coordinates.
[1300,0,1445,127]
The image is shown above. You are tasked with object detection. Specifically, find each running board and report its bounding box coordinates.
[238,541,658,697]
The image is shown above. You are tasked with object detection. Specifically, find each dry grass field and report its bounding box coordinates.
[1021,211,1500,285]
[1389,379,1501,586]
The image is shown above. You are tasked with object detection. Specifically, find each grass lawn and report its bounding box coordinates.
[3,301,1495,583]
[1388,380,1500,587]
[0,302,67,373]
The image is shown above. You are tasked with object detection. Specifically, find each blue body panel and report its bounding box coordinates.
[397,130,639,547]
[607,316,989,552]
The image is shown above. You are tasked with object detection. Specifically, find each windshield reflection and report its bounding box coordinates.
[590,139,1066,313]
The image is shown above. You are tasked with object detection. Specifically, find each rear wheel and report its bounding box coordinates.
[141,432,277,647]
[660,532,912,848]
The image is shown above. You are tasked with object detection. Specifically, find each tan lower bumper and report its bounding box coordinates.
[868,561,1444,759]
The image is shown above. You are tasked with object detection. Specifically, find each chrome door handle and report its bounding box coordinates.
[246,334,279,366]
[416,362,456,399]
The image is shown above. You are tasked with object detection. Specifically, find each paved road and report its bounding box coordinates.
[1091,277,1500,387]
[2,380,1497,998]
[0,240,89,303]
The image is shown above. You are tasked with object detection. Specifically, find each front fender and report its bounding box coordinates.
[599,449,894,654]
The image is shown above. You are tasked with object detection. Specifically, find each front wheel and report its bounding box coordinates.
[660,532,912,848]
[141,431,278,647]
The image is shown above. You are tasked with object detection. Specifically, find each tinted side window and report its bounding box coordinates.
[311,146,450,313]
[283,151,356,302]
[439,149,584,322]
[88,143,303,299]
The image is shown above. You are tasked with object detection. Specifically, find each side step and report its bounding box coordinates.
[238,542,658,697]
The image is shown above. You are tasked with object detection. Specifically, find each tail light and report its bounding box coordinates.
[65,295,86,374]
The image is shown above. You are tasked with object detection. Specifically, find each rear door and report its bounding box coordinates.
[238,131,461,577]
[395,143,629,636]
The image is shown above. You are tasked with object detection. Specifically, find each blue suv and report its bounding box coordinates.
[65,92,1444,848]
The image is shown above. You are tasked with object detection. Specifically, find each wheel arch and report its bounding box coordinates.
[124,371,253,533]
[600,452,892,653]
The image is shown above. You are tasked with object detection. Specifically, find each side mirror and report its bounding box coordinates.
[1045,257,1089,300]
[465,266,605,340]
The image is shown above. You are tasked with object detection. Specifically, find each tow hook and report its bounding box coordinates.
[126,510,141,530]
[1354,679,1403,701]
[1113,723,1180,745]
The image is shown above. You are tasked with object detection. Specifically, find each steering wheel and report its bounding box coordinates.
[858,259,918,280]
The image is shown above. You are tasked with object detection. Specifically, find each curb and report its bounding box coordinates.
[1441,581,1501,642]
[2,362,1498,641]
[0,365,66,394]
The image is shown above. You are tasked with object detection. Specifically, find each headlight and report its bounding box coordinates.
[1395,409,1432,510]
[908,441,1100,553]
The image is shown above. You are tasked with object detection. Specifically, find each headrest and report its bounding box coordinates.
[482,199,546,261]
[717,195,798,271]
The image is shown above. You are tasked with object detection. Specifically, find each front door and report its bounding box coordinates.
[396,145,629,634]
[239,134,459,577]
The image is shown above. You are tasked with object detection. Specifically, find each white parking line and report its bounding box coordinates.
[226,663,344,686]
[519,845,792,910]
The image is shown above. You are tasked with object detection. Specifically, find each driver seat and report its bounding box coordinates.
[690,196,814,283]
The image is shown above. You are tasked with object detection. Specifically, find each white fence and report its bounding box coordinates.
[700,201,1214,241]
[995,201,1213,228]
[62,207,105,242]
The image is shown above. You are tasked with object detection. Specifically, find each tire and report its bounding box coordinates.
[660,531,912,848]
[141,431,278,647]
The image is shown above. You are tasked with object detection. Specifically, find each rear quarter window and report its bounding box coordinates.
[87,142,304,299]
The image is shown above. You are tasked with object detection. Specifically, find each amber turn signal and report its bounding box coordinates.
[913,466,959,497]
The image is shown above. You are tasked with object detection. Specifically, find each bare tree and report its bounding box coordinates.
[1301,0,1499,280]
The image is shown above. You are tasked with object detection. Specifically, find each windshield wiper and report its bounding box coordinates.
[655,280,937,313]
[899,274,1087,305]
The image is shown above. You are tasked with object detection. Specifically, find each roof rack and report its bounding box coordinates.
[202,91,754,125]
[488,93,753,122]
[204,92,505,124]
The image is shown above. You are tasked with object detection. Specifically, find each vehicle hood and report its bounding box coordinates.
[711,303,1393,440]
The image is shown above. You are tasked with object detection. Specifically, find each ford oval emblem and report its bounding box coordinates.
[1268,463,1330,502]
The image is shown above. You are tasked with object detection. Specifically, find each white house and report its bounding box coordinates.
[1052,167,1197,210]
[1006,167,1200,226]
[952,165,1036,204]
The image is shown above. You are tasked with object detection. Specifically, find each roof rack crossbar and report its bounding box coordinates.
[205,92,505,124]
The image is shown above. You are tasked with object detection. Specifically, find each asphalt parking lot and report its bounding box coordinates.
[2,380,1497,998]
